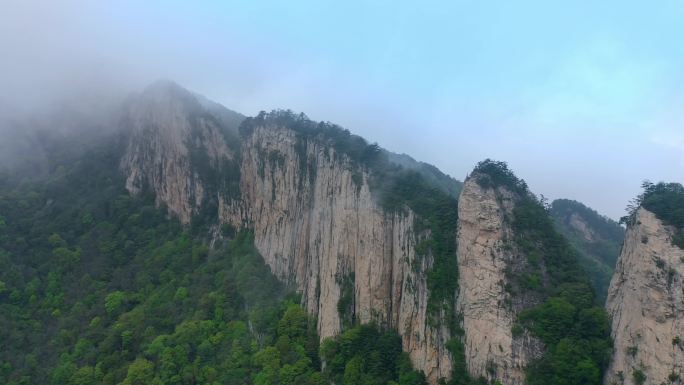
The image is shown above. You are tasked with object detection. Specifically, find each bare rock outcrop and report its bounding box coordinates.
[456,176,543,385]
[119,88,456,382]
[221,124,453,382]
[604,208,684,385]
[120,80,235,223]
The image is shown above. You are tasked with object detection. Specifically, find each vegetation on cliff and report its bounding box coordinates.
[473,159,613,385]
[0,110,626,385]
[239,110,460,325]
[238,110,465,379]
[624,181,684,248]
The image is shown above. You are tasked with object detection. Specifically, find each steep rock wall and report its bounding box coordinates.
[120,82,234,224]
[604,208,684,385]
[119,86,456,382]
[456,177,542,385]
[220,124,453,382]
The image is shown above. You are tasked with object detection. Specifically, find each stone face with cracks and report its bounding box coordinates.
[604,208,684,385]
[120,81,233,224]
[116,87,684,385]
[456,177,543,385]
[221,125,453,383]
[122,103,455,383]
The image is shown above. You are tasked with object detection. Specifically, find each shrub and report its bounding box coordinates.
[632,368,646,385]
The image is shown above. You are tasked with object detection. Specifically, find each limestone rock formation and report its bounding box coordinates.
[604,208,684,385]
[120,80,240,224]
[223,122,453,382]
[456,174,543,385]
[120,89,455,382]
[119,83,620,385]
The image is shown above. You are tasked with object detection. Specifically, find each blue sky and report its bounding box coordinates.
[2,0,683,218]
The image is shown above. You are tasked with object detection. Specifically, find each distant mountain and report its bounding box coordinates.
[550,199,625,301]
[385,152,462,198]
[0,95,121,179]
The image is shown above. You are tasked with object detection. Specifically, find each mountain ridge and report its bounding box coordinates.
[1,80,671,385]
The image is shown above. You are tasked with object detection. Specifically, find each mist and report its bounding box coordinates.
[2,0,683,219]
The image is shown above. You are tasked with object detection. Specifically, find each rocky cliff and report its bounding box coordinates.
[221,119,454,382]
[604,208,684,385]
[120,80,241,224]
[119,83,614,385]
[456,173,543,385]
[120,89,455,382]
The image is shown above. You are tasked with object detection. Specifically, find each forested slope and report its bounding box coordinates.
[550,199,624,301]
[0,136,425,385]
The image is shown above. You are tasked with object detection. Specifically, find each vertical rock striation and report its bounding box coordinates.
[221,123,453,382]
[456,175,543,385]
[120,87,455,383]
[604,208,684,385]
[120,80,238,224]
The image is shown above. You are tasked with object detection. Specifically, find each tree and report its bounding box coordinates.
[120,358,154,385]
[343,356,364,385]
[277,305,308,343]
[69,366,99,385]
[105,291,126,315]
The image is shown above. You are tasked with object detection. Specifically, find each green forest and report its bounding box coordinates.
[0,138,427,385]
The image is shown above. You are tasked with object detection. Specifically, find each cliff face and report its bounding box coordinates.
[604,208,684,385]
[456,176,543,385]
[120,90,454,382]
[120,83,623,385]
[220,123,453,382]
[120,81,239,224]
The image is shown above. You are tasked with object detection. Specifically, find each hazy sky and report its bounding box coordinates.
[2,0,683,219]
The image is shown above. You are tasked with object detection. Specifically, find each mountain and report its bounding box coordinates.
[604,183,684,385]
[0,81,623,385]
[121,87,457,381]
[0,82,454,384]
[120,89,612,383]
[550,199,625,302]
[120,80,244,224]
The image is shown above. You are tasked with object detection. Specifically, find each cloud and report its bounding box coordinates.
[650,130,684,151]
[510,38,670,134]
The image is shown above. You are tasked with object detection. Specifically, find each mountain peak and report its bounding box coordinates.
[120,81,238,223]
[134,79,200,111]
[142,78,190,95]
